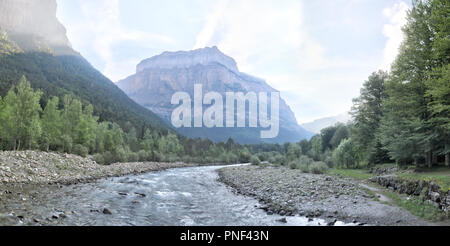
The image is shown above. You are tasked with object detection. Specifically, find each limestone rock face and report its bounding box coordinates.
[137,46,239,74]
[0,0,76,55]
[118,47,313,144]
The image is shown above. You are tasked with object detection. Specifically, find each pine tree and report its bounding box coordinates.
[351,71,389,165]
[380,1,435,166]
[425,0,450,166]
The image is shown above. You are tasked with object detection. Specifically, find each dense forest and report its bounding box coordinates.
[0,76,257,165]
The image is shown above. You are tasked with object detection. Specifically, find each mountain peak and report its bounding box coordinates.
[136,46,239,74]
[0,0,76,55]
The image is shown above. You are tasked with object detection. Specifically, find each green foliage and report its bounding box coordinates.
[309,161,328,174]
[73,144,89,157]
[250,155,261,165]
[351,71,389,165]
[333,138,362,169]
[0,76,42,150]
[379,0,449,167]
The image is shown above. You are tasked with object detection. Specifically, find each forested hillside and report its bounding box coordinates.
[0,49,169,136]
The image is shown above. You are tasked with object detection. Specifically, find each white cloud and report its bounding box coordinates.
[192,0,379,123]
[380,1,409,71]
[58,0,175,81]
[194,0,320,74]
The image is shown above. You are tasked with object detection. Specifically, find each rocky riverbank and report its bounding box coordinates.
[0,150,206,185]
[218,165,435,226]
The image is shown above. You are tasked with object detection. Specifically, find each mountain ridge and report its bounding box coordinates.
[301,113,351,134]
[0,0,170,135]
[117,47,314,144]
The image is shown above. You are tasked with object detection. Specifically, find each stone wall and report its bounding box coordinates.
[370,175,450,213]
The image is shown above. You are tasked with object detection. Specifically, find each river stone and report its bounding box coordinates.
[430,192,440,203]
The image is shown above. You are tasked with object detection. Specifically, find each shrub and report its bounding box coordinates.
[61,135,73,153]
[239,151,252,163]
[289,161,299,170]
[333,138,362,168]
[128,152,139,163]
[93,153,105,165]
[310,161,329,174]
[73,144,89,157]
[153,151,162,162]
[324,155,335,168]
[138,150,149,162]
[299,155,313,166]
[102,151,114,165]
[113,146,127,163]
[298,163,310,173]
[250,155,261,165]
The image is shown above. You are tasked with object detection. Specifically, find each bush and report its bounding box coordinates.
[310,161,328,174]
[333,138,362,168]
[93,153,105,165]
[128,152,139,163]
[138,150,149,162]
[113,146,127,163]
[324,155,335,168]
[73,144,89,157]
[299,155,313,166]
[239,148,252,163]
[289,161,299,169]
[153,151,162,162]
[61,135,73,153]
[102,151,114,165]
[298,163,310,173]
[250,155,261,165]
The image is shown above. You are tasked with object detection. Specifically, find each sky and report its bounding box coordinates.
[56,0,410,124]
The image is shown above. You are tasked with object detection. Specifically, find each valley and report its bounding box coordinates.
[0,0,449,228]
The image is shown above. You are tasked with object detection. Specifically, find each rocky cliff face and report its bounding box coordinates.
[0,0,76,55]
[136,46,239,74]
[118,47,313,143]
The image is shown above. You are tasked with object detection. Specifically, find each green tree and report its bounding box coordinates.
[380,1,435,166]
[351,71,389,165]
[41,96,62,151]
[286,143,302,161]
[333,138,362,169]
[3,76,43,150]
[330,124,349,149]
[425,0,450,166]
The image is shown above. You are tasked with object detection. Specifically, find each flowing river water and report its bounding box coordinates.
[0,165,352,226]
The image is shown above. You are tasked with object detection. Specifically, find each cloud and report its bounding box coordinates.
[58,0,175,81]
[58,0,412,123]
[380,1,409,71]
[194,0,319,73]
[192,0,377,123]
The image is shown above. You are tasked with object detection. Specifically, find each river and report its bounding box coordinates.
[0,165,351,226]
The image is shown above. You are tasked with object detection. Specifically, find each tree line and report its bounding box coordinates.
[253,0,448,170]
[0,76,257,165]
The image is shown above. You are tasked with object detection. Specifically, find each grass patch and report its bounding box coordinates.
[398,167,450,192]
[381,190,447,221]
[328,168,373,180]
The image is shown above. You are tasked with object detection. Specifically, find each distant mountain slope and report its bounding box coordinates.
[0,0,169,134]
[301,113,351,134]
[117,46,314,144]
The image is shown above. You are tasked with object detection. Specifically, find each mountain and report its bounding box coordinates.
[301,113,351,134]
[0,0,169,135]
[117,46,314,144]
